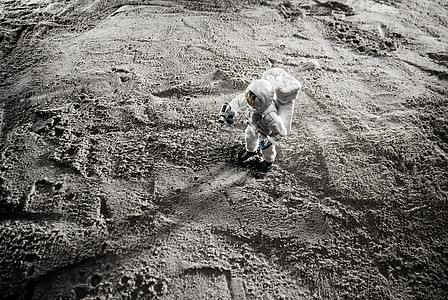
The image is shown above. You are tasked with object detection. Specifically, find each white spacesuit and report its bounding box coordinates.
[262,68,302,134]
[219,79,287,171]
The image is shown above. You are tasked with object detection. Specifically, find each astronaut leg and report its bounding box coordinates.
[261,144,276,163]
[238,126,258,162]
[244,126,258,153]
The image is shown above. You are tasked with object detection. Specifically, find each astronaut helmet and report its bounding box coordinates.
[245,79,274,113]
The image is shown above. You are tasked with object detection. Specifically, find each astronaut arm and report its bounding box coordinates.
[228,93,246,114]
[257,111,287,149]
[267,116,287,145]
[266,112,287,144]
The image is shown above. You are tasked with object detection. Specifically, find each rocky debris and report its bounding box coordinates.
[428,51,448,68]
[325,19,405,56]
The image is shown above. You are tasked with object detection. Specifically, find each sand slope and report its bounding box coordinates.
[1,0,447,299]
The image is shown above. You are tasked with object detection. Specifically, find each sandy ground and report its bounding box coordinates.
[1,0,447,299]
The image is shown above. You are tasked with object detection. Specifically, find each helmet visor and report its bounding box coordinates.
[245,90,258,108]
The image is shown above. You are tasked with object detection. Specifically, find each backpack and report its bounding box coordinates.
[262,68,302,134]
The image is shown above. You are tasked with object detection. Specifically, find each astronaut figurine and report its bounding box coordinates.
[219,79,287,172]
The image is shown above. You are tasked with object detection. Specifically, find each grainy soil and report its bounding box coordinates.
[0,0,447,299]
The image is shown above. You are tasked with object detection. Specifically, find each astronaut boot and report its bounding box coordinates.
[238,149,257,162]
[258,160,274,172]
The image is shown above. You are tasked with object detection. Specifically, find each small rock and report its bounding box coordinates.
[300,60,320,71]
